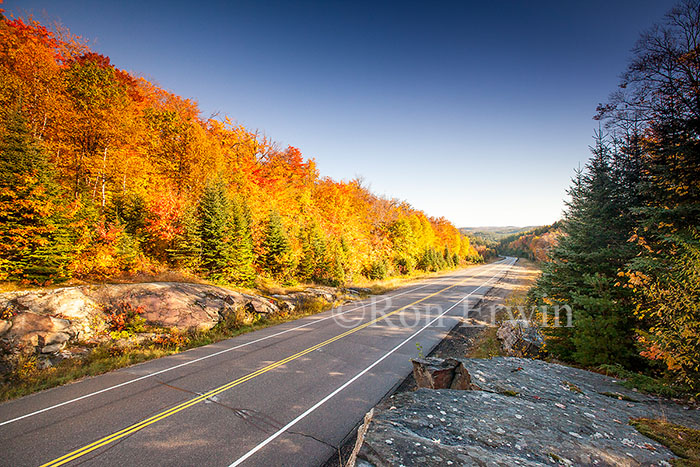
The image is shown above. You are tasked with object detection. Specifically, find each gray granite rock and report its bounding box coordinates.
[357,357,700,466]
[497,320,544,357]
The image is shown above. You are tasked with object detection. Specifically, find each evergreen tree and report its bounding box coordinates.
[168,204,201,271]
[198,178,233,280]
[329,238,348,285]
[228,195,255,286]
[297,222,327,283]
[260,209,291,280]
[595,1,700,385]
[530,132,637,366]
[418,246,446,272]
[0,109,73,283]
[107,192,147,236]
[443,247,454,267]
[297,230,315,282]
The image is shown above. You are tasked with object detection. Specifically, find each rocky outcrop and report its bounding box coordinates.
[0,282,353,365]
[496,319,544,357]
[271,286,345,313]
[86,282,251,331]
[411,358,473,390]
[356,357,700,467]
[0,287,101,356]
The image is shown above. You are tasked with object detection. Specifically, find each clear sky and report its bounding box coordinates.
[7,0,677,227]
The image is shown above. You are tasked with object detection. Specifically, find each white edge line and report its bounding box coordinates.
[228,258,515,467]
[0,259,508,427]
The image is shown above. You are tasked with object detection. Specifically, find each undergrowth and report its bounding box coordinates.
[598,364,693,399]
[631,418,700,466]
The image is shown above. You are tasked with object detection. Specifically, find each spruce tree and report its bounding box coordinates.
[198,178,233,280]
[0,109,73,283]
[326,240,347,286]
[297,222,327,283]
[443,247,454,267]
[297,229,315,282]
[261,209,291,281]
[168,204,202,270]
[530,132,637,366]
[228,195,255,286]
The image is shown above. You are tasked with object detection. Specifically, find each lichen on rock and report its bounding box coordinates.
[356,357,700,467]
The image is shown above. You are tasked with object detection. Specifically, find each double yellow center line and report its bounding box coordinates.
[41,268,492,466]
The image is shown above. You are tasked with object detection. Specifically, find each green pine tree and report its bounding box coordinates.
[297,230,315,282]
[260,209,292,281]
[228,195,255,286]
[0,109,73,283]
[443,247,454,267]
[168,204,202,271]
[530,132,637,366]
[297,222,327,283]
[326,240,347,286]
[198,178,233,280]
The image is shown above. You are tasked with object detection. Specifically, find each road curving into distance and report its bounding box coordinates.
[0,257,517,467]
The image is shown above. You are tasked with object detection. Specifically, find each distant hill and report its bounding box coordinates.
[496,222,562,261]
[459,226,537,242]
[460,224,562,262]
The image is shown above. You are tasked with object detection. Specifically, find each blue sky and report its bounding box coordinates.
[7,0,676,227]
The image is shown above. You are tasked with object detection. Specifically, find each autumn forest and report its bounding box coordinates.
[0,14,482,288]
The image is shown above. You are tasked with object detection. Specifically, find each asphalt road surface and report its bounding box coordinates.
[0,257,516,467]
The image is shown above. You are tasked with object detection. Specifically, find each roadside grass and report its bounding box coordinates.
[0,297,333,402]
[467,326,505,359]
[631,418,700,466]
[467,260,540,359]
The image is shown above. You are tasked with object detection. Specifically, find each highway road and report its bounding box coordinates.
[0,257,516,467]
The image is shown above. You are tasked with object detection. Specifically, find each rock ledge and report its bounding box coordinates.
[356,357,699,466]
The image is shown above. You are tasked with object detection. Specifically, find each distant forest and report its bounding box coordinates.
[0,13,481,288]
[496,223,561,261]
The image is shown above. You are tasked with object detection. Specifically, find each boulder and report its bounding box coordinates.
[246,297,279,315]
[347,287,372,296]
[7,287,100,341]
[271,289,341,313]
[271,295,297,313]
[41,343,65,354]
[43,331,70,346]
[14,287,97,321]
[496,319,544,357]
[0,281,357,365]
[5,312,72,349]
[305,287,337,302]
[411,358,473,390]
